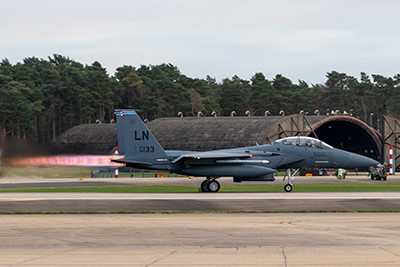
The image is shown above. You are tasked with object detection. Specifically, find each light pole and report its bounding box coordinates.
[370,113,374,127]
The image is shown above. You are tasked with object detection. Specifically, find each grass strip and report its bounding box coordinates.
[1,182,400,193]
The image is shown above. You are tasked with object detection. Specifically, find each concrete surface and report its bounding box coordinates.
[1,192,400,212]
[1,176,400,266]
[0,213,400,266]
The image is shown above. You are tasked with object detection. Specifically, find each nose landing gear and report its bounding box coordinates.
[283,168,299,192]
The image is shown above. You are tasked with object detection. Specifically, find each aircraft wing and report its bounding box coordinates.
[112,152,253,166]
[114,151,282,166]
[170,151,253,163]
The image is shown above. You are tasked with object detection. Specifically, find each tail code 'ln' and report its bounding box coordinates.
[115,110,167,162]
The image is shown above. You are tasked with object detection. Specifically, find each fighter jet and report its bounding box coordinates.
[112,109,379,192]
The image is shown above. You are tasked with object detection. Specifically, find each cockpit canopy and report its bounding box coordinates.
[274,136,333,149]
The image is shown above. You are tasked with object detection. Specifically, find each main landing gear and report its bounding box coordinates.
[283,168,299,192]
[200,177,220,192]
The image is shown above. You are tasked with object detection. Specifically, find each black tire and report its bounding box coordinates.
[200,180,209,192]
[383,176,387,181]
[207,180,220,192]
[370,175,375,180]
[284,184,292,192]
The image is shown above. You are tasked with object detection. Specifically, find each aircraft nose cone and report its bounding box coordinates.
[348,152,379,169]
[333,149,379,169]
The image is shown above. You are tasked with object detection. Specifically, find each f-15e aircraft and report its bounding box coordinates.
[112,109,379,192]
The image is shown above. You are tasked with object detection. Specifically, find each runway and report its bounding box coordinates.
[1,192,400,212]
[0,176,399,212]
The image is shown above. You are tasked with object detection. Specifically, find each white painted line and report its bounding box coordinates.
[0,197,398,200]
[1,192,400,201]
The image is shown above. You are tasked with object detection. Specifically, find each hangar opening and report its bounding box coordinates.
[308,116,382,162]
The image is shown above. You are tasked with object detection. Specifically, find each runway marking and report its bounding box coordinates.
[1,192,400,201]
[0,196,400,200]
[0,199,40,202]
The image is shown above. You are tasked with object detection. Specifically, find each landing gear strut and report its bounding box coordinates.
[200,177,220,192]
[283,168,299,192]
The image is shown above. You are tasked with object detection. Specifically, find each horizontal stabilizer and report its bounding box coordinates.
[111,158,153,169]
[111,158,151,165]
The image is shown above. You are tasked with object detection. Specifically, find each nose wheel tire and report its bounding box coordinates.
[284,184,293,192]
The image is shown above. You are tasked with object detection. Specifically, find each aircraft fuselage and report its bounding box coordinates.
[126,136,378,179]
[112,110,379,192]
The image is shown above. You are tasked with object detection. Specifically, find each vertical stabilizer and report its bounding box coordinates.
[115,110,168,163]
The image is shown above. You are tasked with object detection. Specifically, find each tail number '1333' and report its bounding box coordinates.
[139,146,155,153]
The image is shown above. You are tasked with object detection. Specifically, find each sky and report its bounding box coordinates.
[1,0,400,84]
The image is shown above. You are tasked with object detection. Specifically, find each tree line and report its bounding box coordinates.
[1,54,399,143]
